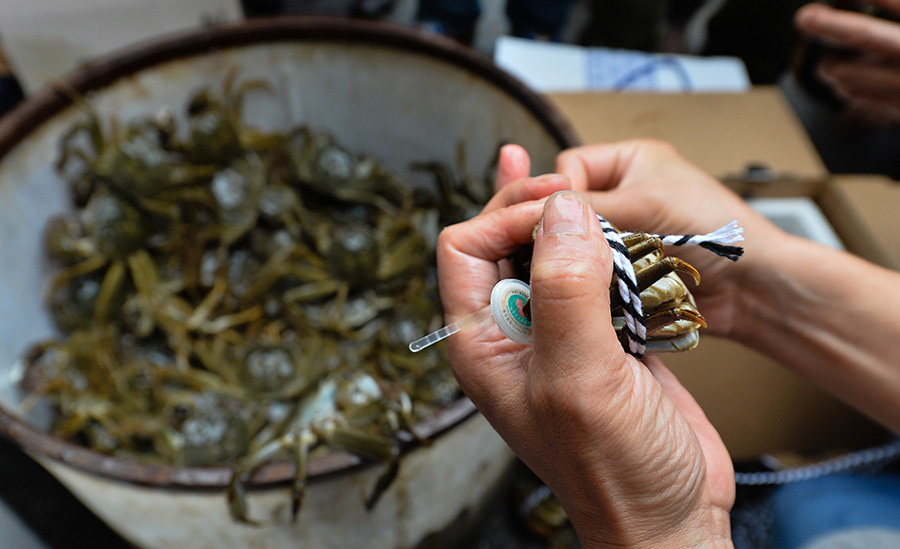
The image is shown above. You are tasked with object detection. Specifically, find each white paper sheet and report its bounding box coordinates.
[494,36,750,93]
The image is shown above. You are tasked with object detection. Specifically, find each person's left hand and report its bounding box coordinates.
[436,149,734,546]
[795,1,900,124]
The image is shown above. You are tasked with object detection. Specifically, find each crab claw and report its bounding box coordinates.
[639,256,701,287]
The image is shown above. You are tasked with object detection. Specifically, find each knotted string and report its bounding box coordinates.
[599,216,744,358]
[621,220,745,262]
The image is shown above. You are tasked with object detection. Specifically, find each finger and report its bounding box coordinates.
[437,201,544,423]
[529,191,623,380]
[555,143,634,191]
[840,99,897,126]
[845,98,900,124]
[822,57,900,118]
[584,183,742,236]
[836,83,900,112]
[555,139,678,191]
[820,54,900,85]
[820,56,900,102]
[495,144,532,192]
[585,185,662,233]
[437,200,545,321]
[796,3,900,55]
[482,174,573,215]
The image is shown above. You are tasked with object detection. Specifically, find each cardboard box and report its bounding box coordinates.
[547,88,828,181]
[832,174,900,271]
[549,88,894,459]
[667,178,891,460]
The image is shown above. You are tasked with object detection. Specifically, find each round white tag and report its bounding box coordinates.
[489,279,533,345]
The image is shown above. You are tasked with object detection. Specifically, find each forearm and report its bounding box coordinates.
[733,233,900,434]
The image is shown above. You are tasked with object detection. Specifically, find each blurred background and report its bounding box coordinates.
[4,0,899,177]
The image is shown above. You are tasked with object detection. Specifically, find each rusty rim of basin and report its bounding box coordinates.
[0,16,579,489]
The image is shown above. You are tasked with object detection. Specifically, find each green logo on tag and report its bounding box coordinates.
[507,293,531,327]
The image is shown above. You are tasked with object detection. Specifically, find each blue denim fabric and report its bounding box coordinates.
[771,474,900,548]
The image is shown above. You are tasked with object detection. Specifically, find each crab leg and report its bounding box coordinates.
[623,234,664,262]
[292,428,316,520]
[227,431,301,525]
[609,256,701,313]
[644,307,708,335]
[613,307,706,352]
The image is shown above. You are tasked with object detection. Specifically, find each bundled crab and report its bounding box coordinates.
[604,218,743,356]
[505,215,743,357]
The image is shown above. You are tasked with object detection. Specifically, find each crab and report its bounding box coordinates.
[226,371,416,525]
[513,225,709,354]
[609,232,707,353]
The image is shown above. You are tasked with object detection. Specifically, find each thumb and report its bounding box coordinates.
[529,191,624,377]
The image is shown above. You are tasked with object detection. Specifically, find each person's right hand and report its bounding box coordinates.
[555,139,786,340]
[438,189,735,548]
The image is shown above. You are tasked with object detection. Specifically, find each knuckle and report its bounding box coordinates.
[625,137,677,157]
[531,258,597,297]
[435,224,461,253]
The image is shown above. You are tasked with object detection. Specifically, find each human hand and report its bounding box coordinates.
[554,140,784,340]
[795,1,900,124]
[437,188,734,547]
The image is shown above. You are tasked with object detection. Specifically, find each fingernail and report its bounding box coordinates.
[543,191,588,235]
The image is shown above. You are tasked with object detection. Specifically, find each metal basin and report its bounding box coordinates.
[0,17,576,548]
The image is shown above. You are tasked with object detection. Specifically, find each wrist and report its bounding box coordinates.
[570,498,733,549]
[727,228,808,348]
